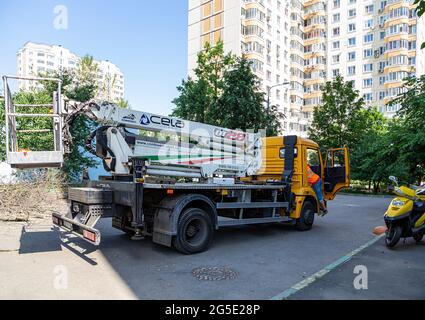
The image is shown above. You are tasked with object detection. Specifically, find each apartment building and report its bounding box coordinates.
[16,42,125,103]
[327,0,425,117]
[188,0,425,136]
[188,0,305,136]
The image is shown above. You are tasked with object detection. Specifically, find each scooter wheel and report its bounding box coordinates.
[413,233,424,242]
[385,225,402,248]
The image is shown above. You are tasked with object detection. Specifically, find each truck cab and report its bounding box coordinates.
[257,136,350,220]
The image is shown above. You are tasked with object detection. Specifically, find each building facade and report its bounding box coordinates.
[16,42,125,103]
[188,0,425,136]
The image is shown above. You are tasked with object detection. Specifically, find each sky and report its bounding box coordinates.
[0,0,188,116]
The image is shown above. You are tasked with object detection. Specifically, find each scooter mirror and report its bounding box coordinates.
[389,176,398,185]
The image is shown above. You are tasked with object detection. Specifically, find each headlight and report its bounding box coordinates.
[392,200,406,207]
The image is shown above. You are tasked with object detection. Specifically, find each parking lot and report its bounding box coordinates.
[1,194,423,300]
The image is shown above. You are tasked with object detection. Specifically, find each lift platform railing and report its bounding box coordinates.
[2,75,64,169]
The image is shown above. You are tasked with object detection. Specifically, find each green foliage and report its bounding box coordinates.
[37,55,99,181]
[308,75,367,150]
[116,99,131,109]
[173,78,212,123]
[308,75,425,192]
[392,75,425,128]
[216,56,283,135]
[172,41,282,135]
[172,41,234,124]
[13,90,54,152]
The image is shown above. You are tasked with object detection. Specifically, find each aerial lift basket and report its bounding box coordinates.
[2,76,65,169]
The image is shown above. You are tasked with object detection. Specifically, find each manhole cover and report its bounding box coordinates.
[192,267,237,281]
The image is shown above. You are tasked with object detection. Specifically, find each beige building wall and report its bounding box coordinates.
[16,42,125,103]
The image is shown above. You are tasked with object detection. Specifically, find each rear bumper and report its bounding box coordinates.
[52,212,101,246]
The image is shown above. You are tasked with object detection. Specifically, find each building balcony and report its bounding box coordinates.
[384,80,405,88]
[303,51,325,59]
[303,37,326,46]
[384,33,410,43]
[243,0,265,9]
[303,23,326,33]
[384,0,413,13]
[384,64,415,73]
[303,91,322,100]
[303,78,325,86]
[385,47,409,57]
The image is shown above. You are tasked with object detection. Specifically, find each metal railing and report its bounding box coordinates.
[2,75,65,169]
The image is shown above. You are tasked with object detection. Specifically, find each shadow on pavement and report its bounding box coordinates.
[19,225,62,254]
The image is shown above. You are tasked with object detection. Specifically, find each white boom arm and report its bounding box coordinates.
[80,102,263,179]
[2,74,262,180]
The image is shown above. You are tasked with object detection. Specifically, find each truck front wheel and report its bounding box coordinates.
[295,201,315,231]
[173,208,214,254]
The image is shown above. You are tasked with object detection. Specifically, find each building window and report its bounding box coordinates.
[332,55,340,63]
[365,5,374,14]
[348,51,356,61]
[365,19,373,28]
[348,37,356,46]
[333,13,340,23]
[364,93,373,101]
[363,63,373,73]
[333,27,340,36]
[364,33,374,43]
[332,41,340,49]
[348,9,356,18]
[363,78,373,87]
[333,0,340,8]
[363,49,373,58]
[348,66,356,76]
[348,23,356,32]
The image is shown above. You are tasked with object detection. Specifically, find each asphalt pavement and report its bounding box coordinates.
[1,194,420,300]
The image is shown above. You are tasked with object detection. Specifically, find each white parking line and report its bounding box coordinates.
[270,234,385,300]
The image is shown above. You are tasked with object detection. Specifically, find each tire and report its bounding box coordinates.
[173,208,214,254]
[385,225,402,248]
[413,233,424,242]
[295,201,315,231]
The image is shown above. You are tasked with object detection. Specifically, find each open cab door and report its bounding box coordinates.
[324,148,350,200]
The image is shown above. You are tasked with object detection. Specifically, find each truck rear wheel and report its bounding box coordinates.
[173,208,213,254]
[295,201,315,231]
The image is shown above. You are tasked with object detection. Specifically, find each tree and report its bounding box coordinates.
[308,76,367,150]
[40,57,99,181]
[172,42,282,135]
[172,78,213,124]
[392,75,425,128]
[116,98,131,109]
[350,110,392,192]
[194,41,235,103]
[216,56,283,135]
[387,75,425,184]
[172,41,234,124]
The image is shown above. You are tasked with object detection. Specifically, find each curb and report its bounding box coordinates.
[339,192,393,199]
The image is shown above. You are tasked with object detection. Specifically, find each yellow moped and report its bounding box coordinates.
[384,176,425,248]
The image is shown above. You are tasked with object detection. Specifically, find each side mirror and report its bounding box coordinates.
[389,176,398,186]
